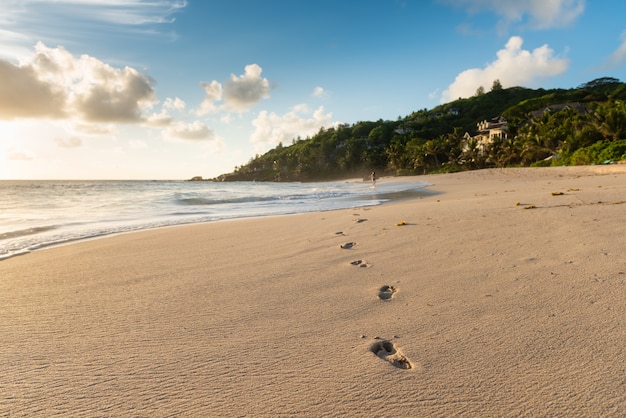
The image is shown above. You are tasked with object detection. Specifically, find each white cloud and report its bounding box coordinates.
[163,97,186,111]
[0,42,158,123]
[0,41,226,150]
[73,123,116,136]
[0,1,187,62]
[163,120,215,141]
[312,86,328,98]
[251,105,336,151]
[196,64,271,115]
[196,80,223,115]
[441,36,568,103]
[57,0,188,26]
[54,136,83,148]
[7,147,33,161]
[0,56,67,119]
[1,0,187,26]
[146,111,174,127]
[199,136,226,155]
[223,64,271,112]
[441,0,585,30]
[146,97,186,126]
[220,113,235,124]
[604,31,626,70]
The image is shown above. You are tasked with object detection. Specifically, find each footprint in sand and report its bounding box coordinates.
[378,285,397,300]
[340,242,356,249]
[350,259,369,268]
[370,340,413,370]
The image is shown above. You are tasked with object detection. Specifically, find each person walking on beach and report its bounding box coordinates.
[370,171,377,186]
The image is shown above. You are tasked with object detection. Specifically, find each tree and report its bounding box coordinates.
[386,140,411,172]
[442,127,465,166]
[423,139,443,167]
[491,79,503,91]
[578,77,621,89]
[460,137,487,169]
[594,100,626,141]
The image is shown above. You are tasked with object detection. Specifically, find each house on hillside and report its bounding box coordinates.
[530,102,588,119]
[476,116,509,140]
[463,116,509,154]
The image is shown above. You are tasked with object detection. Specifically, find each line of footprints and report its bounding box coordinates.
[338,213,414,370]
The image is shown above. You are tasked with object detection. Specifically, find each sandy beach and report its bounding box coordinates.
[2,166,626,417]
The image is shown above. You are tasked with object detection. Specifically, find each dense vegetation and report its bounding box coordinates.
[213,77,626,182]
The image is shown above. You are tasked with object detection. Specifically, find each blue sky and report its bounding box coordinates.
[1,0,625,179]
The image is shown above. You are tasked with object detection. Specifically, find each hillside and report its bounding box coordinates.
[211,77,626,182]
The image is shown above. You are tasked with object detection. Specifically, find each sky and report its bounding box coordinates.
[1,0,625,180]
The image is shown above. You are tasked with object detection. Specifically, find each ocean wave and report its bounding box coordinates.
[176,195,279,205]
[0,225,58,241]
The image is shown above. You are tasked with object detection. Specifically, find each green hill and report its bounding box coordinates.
[212,77,626,182]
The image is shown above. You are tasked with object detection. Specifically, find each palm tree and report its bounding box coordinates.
[386,140,411,172]
[406,140,427,173]
[443,128,465,166]
[595,100,626,141]
[460,137,483,169]
[423,139,442,168]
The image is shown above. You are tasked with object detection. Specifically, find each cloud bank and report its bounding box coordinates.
[0,42,216,142]
[0,42,157,122]
[441,36,568,103]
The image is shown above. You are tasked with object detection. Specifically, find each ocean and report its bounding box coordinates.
[0,178,431,260]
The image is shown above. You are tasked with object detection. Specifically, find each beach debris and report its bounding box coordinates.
[551,191,564,196]
[395,221,407,226]
[354,218,368,223]
[378,285,397,300]
[340,242,356,249]
[370,340,413,370]
[515,201,521,206]
[522,205,537,209]
[567,188,580,192]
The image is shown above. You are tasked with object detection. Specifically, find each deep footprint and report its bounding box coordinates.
[378,285,397,300]
[340,242,356,249]
[350,259,368,268]
[370,340,413,370]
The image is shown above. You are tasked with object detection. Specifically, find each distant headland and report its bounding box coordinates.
[202,77,626,182]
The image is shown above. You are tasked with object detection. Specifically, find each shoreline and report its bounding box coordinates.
[0,177,430,261]
[2,165,626,416]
